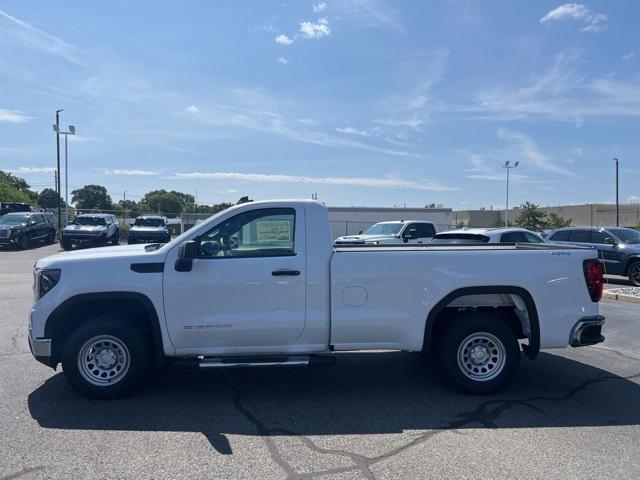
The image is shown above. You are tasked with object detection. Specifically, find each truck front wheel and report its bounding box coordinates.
[628,261,640,287]
[437,313,520,394]
[61,318,151,399]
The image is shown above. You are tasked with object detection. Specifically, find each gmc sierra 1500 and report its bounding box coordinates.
[29,200,605,398]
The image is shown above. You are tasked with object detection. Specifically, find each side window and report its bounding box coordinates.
[590,231,606,243]
[550,230,570,241]
[523,232,544,243]
[34,214,45,224]
[198,208,295,258]
[500,231,526,243]
[569,230,590,243]
[416,223,436,238]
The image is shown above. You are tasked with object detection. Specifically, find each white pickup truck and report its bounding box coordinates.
[334,220,436,245]
[29,200,605,398]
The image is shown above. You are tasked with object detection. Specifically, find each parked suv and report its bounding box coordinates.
[0,202,32,216]
[546,227,640,286]
[61,214,119,250]
[0,212,56,249]
[432,227,545,244]
[335,220,437,245]
[128,215,171,244]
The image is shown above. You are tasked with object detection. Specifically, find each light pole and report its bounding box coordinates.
[612,158,619,227]
[502,160,519,227]
[123,191,127,227]
[53,124,76,226]
[54,109,63,238]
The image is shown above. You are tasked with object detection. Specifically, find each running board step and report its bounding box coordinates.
[171,354,335,369]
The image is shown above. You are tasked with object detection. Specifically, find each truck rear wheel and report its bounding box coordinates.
[437,313,520,394]
[628,261,640,287]
[61,318,151,399]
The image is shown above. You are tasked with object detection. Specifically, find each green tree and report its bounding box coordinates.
[71,184,113,211]
[0,171,38,204]
[140,190,183,216]
[37,188,65,208]
[547,213,571,229]
[514,202,549,231]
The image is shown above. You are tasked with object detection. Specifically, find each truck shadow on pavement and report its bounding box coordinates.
[28,351,640,455]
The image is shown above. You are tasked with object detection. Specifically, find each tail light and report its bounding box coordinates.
[583,259,604,302]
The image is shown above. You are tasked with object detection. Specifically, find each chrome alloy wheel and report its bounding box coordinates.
[456,332,506,382]
[77,335,130,386]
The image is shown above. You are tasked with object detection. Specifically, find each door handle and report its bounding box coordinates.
[272,269,300,276]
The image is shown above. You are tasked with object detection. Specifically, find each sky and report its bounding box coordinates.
[0,0,639,209]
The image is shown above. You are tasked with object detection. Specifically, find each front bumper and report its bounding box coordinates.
[62,234,106,246]
[570,315,605,347]
[28,327,54,367]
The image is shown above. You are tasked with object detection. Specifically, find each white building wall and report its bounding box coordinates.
[327,207,453,239]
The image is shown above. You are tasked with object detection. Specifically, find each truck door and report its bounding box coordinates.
[163,206,307,351]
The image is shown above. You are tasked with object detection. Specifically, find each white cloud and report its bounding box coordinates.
[107,169,158,176]
[8,166,56,174]
[299,18,330,39]
[277,56,290,64]
[313,2,327,12]
[336,126,373,137]
[275,34,293,45]
[622,52,635,61]
[461,151,537,183]
[186,105,199,113]
[332,0,404,32]
[174,171,458,191]
[373,115,426,131]
[219,188,239,194]
[0,9,83,63]
[0,108,29,123]
[539,3,607,33]
[298,118,319,126]
[629,195,640,204]
[466,50,640,124]
[497,128,573,176]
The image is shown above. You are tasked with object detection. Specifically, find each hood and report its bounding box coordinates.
[36,243,164,269]
[336,234,399,243]
[130,226,167,232]
[64,224,107,232]
[0,223,25,230]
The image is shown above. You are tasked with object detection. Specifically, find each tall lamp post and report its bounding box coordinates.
[612,158,619,227]
[53,124,76,226]
[54,109,63,238]
[502,160,519,227]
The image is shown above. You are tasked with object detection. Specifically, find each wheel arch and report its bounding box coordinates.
[623,255,640,276]
[423,286,540,359]
[45,292,165,366]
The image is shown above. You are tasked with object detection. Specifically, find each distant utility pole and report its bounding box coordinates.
[123,191,127,226]
[502,160,519,227]
[612,157,619,226]
[54,109,63,239]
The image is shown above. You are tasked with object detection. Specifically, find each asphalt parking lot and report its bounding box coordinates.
[2,244,640,480]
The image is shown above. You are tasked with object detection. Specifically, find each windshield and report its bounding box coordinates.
[609,228,640,244]
[362,223,403,236]
[0,214,29,225]
[74,217,106,226]
[431,233,490,244]
[134,218,164,227]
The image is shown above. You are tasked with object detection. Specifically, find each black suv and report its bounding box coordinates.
[546,226,640,286]
[0,202,32,215]
[61,214,120,250]
[0,212,56,249]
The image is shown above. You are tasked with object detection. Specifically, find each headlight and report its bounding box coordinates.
[34,268,61,301]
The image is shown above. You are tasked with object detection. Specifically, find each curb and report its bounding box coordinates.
[603,290,640,304]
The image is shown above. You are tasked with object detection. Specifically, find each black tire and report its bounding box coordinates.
[17,235,30,250]
[628,261,640,287]
[111,230,119,245]
[61,239,72,251]
[437,312,521,394]
[61,318,152,399]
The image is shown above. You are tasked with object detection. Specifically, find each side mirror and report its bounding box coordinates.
[358,230,363,235]
[175,240,199,272]
[604,237,617,245]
